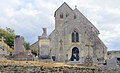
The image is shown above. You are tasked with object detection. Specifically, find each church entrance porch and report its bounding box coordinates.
[70,47,79,61]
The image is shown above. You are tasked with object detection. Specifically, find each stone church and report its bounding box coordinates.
[30,2,107,65]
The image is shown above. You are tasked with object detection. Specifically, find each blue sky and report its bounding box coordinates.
[0,0,120,51]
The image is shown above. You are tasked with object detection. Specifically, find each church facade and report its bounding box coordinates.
[31,2,107,65]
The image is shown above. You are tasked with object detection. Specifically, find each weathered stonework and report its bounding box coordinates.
[14,35,25,54]
[0,64,119,73]
[31,2,107,65]
[0,60,119,73]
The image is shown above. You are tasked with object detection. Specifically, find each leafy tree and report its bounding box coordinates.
[24,42,30,50]
[0,27,30,51]
[0,41,13,53]
[0,27,15,48]
[5,27,15,34]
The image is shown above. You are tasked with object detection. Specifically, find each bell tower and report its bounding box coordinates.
[54,2,73,30]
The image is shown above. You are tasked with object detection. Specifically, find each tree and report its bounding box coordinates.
[24,42,30,50]
[0,27,30,51]
[5,27,15,34]
[0,41,13,53]
[0,27,15,48]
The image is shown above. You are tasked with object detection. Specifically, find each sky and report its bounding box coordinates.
[0,0,120,51]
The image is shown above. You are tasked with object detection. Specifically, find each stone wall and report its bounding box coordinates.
[0,60,119,73]
[0,65,97,73]
[0,64,119,73]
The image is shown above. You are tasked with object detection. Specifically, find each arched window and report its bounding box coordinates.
[74,15,76,19]
[76,32,79,42]
[66,13,69,17]
[71,31,79,42]
[60,13,63,19]
[72,32,75,42]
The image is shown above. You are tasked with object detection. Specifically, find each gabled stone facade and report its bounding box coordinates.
[31,2,107,65]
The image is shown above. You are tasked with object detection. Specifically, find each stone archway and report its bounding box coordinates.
[70,47,79,61]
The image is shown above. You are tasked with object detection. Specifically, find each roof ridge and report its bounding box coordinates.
[54,2,73,17]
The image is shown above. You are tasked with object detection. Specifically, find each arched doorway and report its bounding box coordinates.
[70,47,79,61]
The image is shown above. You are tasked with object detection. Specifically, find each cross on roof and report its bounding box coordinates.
[75,5,77,8]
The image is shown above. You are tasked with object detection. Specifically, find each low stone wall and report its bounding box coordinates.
[0,60,119,73]
[0,65,119,73]
[0,65,97,73]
